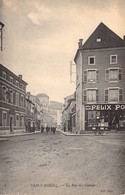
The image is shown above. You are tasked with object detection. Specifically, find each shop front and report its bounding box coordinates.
[85,104,125,131]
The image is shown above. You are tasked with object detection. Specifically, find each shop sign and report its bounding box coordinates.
[85,104,125,111]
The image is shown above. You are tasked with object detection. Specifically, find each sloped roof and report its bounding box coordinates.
[82,22,125,50]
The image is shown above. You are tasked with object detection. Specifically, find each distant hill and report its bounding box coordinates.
[49,101,63,110]
[36,93,49,98]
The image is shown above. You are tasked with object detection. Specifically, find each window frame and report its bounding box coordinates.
[10,76,13,83]
[87,69,98,83]
[2,71,6,79]
[110,55,117,64]
[105,87,123,103]
[85,88,98,104]
[105,67,122,82]
[88,56,95,65]
[2,111,7,126]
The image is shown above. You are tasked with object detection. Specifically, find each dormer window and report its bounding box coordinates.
[96,38,101,42]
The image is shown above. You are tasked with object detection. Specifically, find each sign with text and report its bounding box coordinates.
[85,104,125,111]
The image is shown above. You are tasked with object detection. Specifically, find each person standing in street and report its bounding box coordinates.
[41,125,44,133]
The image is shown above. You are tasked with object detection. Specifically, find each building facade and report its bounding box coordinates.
[62,94,76,132]
[25,92,35,132]
[0,64,28,134]
[74,23,125,133]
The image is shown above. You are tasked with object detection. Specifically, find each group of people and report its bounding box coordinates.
[41,125,56,134]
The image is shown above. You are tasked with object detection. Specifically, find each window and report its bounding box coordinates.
[16,80,19,87]
[83,89,98,103]
[8,89,13,103]
[10,76,13,83]
[88,70,96,82]
[88,56,95,65]
[2,71,6,79]
[84,69,99,82]
[20,84,24,90]
[16,92,19,106]
[2,86,7,101]
[105,88,123,103]
[109,88,119,102]
[20,95,24,107]
[16,114,19,126]
[2,111,7,126]
[105,68,122,82]
[110,55,117,64]
[96,38,101,42]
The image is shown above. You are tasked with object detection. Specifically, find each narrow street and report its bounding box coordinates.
[0,131,125,195]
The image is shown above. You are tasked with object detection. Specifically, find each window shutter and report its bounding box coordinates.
[119,88,123,102]
[105,69,109,81]
[119,68,122,81]
[96,89,98,102]
[83,89,87,103]
[96,70,99,82]
[84,70,87,82]
[105,89,108,102]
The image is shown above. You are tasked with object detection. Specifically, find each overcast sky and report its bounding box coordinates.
[0,0,125,102]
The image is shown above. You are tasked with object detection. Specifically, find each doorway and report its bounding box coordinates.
[10,116,13,132]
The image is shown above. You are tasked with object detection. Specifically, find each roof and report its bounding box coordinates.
[74,22,125,61]
[83,22,125,50]
[0,64,28,85]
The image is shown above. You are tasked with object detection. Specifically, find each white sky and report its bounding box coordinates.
[0,0,125,102]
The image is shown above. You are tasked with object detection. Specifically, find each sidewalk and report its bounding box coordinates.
[58,129,125,136]
[0,130,41,138]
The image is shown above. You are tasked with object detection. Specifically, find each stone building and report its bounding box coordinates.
[25,92,35,132]
[0,64,28,134]
[74,22,125,133]
[62,94,76,132]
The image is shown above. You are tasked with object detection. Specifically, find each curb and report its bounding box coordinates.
[58,130,125,136]
[0,131,41,138]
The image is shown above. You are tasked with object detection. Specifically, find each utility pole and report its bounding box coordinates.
[0,22,5,51]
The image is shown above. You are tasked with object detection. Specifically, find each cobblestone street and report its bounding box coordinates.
[0,131,125,195]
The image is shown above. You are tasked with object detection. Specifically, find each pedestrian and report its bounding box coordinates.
[46,126,49,133]
[53,126,56,134]
[41,125,44,133]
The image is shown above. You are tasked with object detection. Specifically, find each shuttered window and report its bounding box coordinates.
[105,68,122,82]
[83,89,98,103]
[104,88,123,103]
[84,69,99,83]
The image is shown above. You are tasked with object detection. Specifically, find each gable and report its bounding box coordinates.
[82,22,125,49]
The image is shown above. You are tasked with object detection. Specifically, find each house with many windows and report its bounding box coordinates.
[0,64,28,134]
[74,22,125,133]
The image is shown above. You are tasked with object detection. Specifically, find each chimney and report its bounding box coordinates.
[78,39,83,49]
[18,74,22,79]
